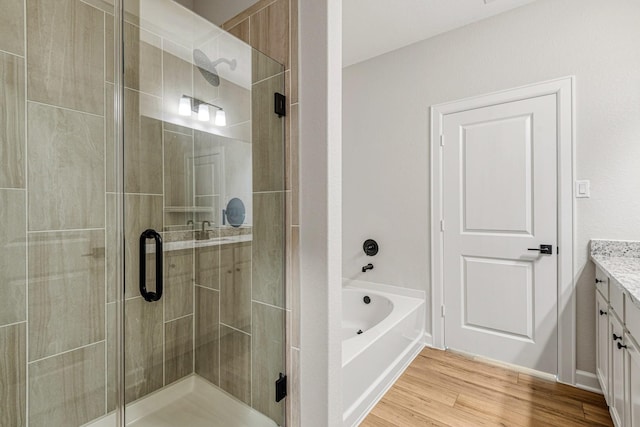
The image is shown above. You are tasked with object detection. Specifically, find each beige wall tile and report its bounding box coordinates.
[105,84,116,192]
[291,226,300,348]
[105,13,115,83]
[82,0,114,14]
[289,0,298,103]
[195,286,220,385]
[252,75,284,192]
[163,50,193,126]
[195,245,221,290]
[27,0,104,115]
[252,192,284,307]
[0,190,26,327]
[164,131,194,210]
[219,325,251,404]
[252,302,285,425]
[124,297,163,403]
[221,243,251,332]
[223,0,276,31]
[165,315,194,385]
[124,89,163,194]
[228,18,250,45]
[29,342,105,427]
[193,64,219,108]
[250,0,289,69]
[290,347,300,427]
[27,103,105,231]
[216,78,251,127]
[28,230,105,361]
[163,121,193,136]
[252,49,284,84]
[290,103,299,225]
[0,323,26,427]
[0,0,25,56]
[124,22,162,96]
[0,52,25,189]
[106,302,117,412]
[124,194,163,299]
[164,249,194,321]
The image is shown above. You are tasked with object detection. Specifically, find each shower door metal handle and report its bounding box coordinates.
[140,229,163,302]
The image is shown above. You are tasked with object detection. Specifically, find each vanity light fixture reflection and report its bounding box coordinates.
[214,109,226,126]
[198,104,210,121]
[178,94,226,126]
[178,95,191,116]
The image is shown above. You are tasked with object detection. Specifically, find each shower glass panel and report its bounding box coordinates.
[120,1,286,426]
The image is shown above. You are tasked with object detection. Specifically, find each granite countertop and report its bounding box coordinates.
[590,239,640,308]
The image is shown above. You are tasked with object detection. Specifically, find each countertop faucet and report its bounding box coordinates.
[196,220,211,240]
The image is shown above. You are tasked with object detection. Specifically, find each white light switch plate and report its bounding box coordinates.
[575,180,590,198]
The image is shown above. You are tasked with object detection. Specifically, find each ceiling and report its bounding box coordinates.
[343,0,537,67]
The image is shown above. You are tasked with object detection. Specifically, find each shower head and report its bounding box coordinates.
[193,49,237,87]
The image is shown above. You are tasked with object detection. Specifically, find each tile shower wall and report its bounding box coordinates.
[223,1,300,425]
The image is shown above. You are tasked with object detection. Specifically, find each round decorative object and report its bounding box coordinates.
[363,239,379,256]
[363,296,371,304]
[225,198,245,227]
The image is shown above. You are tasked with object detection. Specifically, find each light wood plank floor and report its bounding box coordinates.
[362,347,613,427]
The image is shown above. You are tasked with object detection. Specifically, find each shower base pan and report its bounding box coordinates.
[86,375,277,427]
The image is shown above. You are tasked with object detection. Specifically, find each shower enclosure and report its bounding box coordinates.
[0,0,286,425]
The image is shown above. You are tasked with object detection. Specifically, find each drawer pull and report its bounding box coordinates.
[617,342,628,350]
[595,278,605,284]
[613,333,622,341]
[599,309,607,316]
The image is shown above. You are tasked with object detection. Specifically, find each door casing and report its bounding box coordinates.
[430,77,576,385]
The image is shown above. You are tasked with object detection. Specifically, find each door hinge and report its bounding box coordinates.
[440,220,445,232]
[274,92,286,117]
[440,134,444,146]
[557,246,560,254]
[275,373,287,402]
[441,305,446,317]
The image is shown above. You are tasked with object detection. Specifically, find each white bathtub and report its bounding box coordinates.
[342,280,425,427]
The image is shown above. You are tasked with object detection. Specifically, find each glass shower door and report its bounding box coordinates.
[120,1,286,425]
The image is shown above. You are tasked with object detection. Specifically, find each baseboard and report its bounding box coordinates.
[575,370,602,394]
[422,332,433,347]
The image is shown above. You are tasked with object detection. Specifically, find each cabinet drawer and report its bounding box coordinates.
[595,266,609,300]
[610,281,624,321]
[627,297,640,341]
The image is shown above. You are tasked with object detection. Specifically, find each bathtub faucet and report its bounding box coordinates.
[362,263,374,273]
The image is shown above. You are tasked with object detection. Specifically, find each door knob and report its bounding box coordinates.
[599,309,607,316]
[613,333,622,341]
[617,342,628,350]
[527,244,553,255]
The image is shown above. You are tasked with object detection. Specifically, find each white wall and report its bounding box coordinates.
[342,0,640,373]
[300,0,343,424]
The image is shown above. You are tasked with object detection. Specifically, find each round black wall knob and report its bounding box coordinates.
[363,239,379,256]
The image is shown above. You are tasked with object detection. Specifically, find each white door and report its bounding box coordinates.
[442,94,558,374]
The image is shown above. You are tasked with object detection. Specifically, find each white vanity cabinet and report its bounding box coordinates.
[596,290,610,404]
[610,311,625,426]
[625,334,640,427]
[594,265,640,427]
